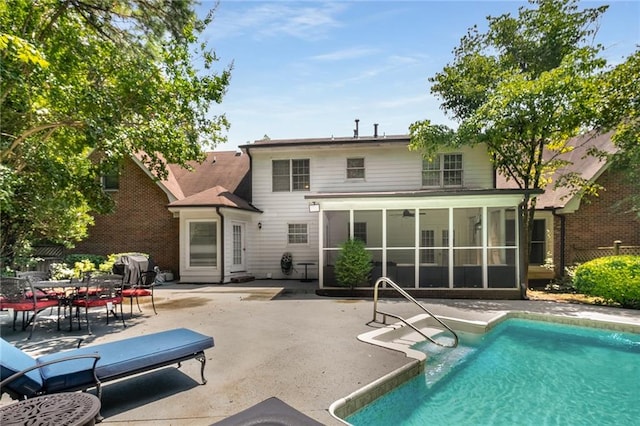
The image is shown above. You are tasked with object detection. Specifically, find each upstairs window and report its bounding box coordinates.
[272,160,290,191]
[273,159,310,191]
[347,158,365,179]
[101,166,120,191]
[422,154,463,187]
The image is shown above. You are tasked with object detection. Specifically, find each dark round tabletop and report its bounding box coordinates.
[0,392,101,426]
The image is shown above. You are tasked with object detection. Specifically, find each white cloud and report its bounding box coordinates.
[206,2,346,42]
[310,47,380,61]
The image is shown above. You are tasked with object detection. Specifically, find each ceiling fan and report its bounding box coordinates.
[388,209,426,217]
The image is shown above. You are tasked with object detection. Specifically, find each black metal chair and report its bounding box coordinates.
[69,274,125,334]
[121,270,157,317]
[0,277,60,339]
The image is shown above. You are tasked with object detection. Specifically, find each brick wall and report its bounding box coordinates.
[559,169,640,268]
[69,157,180,276]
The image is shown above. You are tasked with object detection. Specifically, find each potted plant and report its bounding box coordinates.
[335,239,372,292]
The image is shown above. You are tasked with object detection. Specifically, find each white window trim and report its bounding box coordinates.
[422,153,464,188]
[287,223,309,245]
[186,219,218,269]
[346,157,365,180]
[272,159,310,192]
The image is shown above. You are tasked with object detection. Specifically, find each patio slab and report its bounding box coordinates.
[2,279,639,425]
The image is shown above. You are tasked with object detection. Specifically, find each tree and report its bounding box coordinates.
[0,0,231,268]
[597,50,640,216]
[409,0,611,296]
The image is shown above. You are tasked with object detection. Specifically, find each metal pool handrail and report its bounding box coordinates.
[371,277,459,348]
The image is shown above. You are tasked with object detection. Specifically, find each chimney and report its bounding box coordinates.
[354,119,359,138]
[374,123,379,138]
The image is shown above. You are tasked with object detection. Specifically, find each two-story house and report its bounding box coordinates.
[240,130,533,298]
[73,128,533,297]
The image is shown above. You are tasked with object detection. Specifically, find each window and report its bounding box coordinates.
[506,218,546,264]
[354,222,367,243]
[530,219,546,264]
[188,221,217,267]
[273,159,310,191]
[102,167,120,191]
[422,154,463,187]
[421,230,435,263]
[272,160,290,191]
[288,223,308,244]
[347,158,365,179]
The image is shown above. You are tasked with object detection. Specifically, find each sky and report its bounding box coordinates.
[195,0,640,151]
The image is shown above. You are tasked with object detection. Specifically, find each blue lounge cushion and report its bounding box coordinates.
[37,328,213,392]
[0,338,42,397]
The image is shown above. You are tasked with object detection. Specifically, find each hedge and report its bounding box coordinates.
[574,255,640,309]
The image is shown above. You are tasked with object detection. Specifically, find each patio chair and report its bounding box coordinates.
[0,277,60,339]
[69,274,125,334]
[16,271,56,299]
[120,269,157,317]
[0,328,214,412]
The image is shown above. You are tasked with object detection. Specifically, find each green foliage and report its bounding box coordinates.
[408,0,613,290]
[335,239,373,290]
[64,254,106,269]
[72,259,96,278]
[0,0,231,266]
[598,50,640,217]
[49,262,74,280]
[574,256,640,309]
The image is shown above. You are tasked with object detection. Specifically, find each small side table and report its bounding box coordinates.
[0,392,101,426]
[297,262,315,282]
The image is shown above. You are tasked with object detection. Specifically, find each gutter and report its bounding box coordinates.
[216,206,225,284]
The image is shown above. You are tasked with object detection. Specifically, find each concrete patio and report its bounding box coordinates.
[2,280,640,425]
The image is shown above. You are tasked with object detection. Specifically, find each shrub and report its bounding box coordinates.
[574,255,640,309]
[335,239,372,290]
[50,262,75,280]
[64,254,106,268]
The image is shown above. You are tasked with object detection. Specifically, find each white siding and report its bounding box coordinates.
[247,142,494,279]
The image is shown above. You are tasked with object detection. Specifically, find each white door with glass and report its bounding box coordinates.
[231,223,246,272]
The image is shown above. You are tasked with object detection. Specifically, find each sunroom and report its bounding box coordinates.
[309,189,535,293]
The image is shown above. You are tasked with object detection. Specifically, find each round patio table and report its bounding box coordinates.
[0,392,101,426]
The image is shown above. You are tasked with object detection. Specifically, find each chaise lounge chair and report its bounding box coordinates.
[0,328,214,410]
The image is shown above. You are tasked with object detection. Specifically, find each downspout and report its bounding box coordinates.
[492,153,497,188]
[217,207,225,284]
[552,209,566,277]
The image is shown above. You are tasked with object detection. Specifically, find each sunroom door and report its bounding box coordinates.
[231,222,246,272]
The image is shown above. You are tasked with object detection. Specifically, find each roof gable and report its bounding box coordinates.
[497,132,617,209]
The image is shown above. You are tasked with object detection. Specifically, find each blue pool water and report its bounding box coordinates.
[346,319,640,425]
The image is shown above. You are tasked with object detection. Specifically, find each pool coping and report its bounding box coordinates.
[329,311,640,424]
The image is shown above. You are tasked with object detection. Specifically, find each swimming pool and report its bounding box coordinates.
[345,318,640,425]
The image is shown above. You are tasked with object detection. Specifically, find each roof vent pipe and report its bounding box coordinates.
[354,119,359,138]
[374,123,378,138]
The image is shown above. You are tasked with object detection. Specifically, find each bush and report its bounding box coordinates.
[335,239,372,290]
[64,254,106,268]
[574,255,640,309]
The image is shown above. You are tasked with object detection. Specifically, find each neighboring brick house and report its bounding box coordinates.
[69,151,253,278]
[554,168,640,272]
[499,131,640,284]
